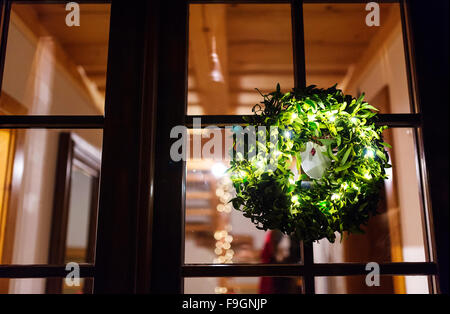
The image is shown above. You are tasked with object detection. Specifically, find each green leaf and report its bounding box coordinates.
[335,163,352,172]
[327,144,338,162]
[304,99,317,111]
[300,174,309,181]
[336,135,342,147]
[340,146,352,166]
[317,138,336,147]
[362,104,379,111]
[295,152,302,173]
[357,93,365,105]
[376,150,387,162]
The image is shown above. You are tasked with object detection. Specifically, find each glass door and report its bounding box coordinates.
[150,0,441,295]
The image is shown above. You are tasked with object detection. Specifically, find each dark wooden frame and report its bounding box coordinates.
[0,0,447,295]
[46,132,101,294]
[153,0,447,295]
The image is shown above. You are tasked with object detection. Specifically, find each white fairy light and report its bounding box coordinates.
[364,148,375,159]
[331,193,341,201]
[284,130,292,139]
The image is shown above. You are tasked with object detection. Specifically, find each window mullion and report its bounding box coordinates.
[182,262,437,278]
[0,116,105,129]
[0,264,95,278]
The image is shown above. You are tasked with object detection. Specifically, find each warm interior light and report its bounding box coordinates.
[211,162,227,178]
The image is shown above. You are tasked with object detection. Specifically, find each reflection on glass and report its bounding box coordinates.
[185,277,303,294]
[62,167,96,295]
[188,3,294,115]
[303,3,412,113]
[65,168,94,264]
[315,276,430,294]
[1,4,111,115]
[313,128,426,265]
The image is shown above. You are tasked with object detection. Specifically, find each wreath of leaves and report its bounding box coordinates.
[228,84,392,243]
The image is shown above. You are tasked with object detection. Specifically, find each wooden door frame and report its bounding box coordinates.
[0,0,443,295]
[0,0,444,294]
[405,0,449,294]
[92,0,448,294]
[93,0,159,294]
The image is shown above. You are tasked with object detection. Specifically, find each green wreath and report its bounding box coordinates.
[228,84,392,243]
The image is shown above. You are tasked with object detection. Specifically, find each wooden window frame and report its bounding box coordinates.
[0,0,109,291]
[0,0,447,295]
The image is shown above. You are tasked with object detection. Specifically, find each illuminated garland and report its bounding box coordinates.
[228,85,392,243]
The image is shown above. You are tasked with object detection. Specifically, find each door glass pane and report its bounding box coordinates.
[184,126,427,265]
[315,276,430,294]
[185,277,303,294]
[61,277,93,294]
[0,129,102,270]
[303,2,414,113]
[314,128,427,263]
[1,3,111,115]
[187,3,294,115]
[65,167,96,264]
[185,159,302,265]
[184,128,301,265]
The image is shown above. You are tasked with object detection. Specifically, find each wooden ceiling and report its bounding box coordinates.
[12,3,397,115]
[189,3,397,115]
[304,3,394,88]
[29,4,110,95]
[12,3,110,109]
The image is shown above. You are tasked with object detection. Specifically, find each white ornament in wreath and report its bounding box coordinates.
[300,142,331,180]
